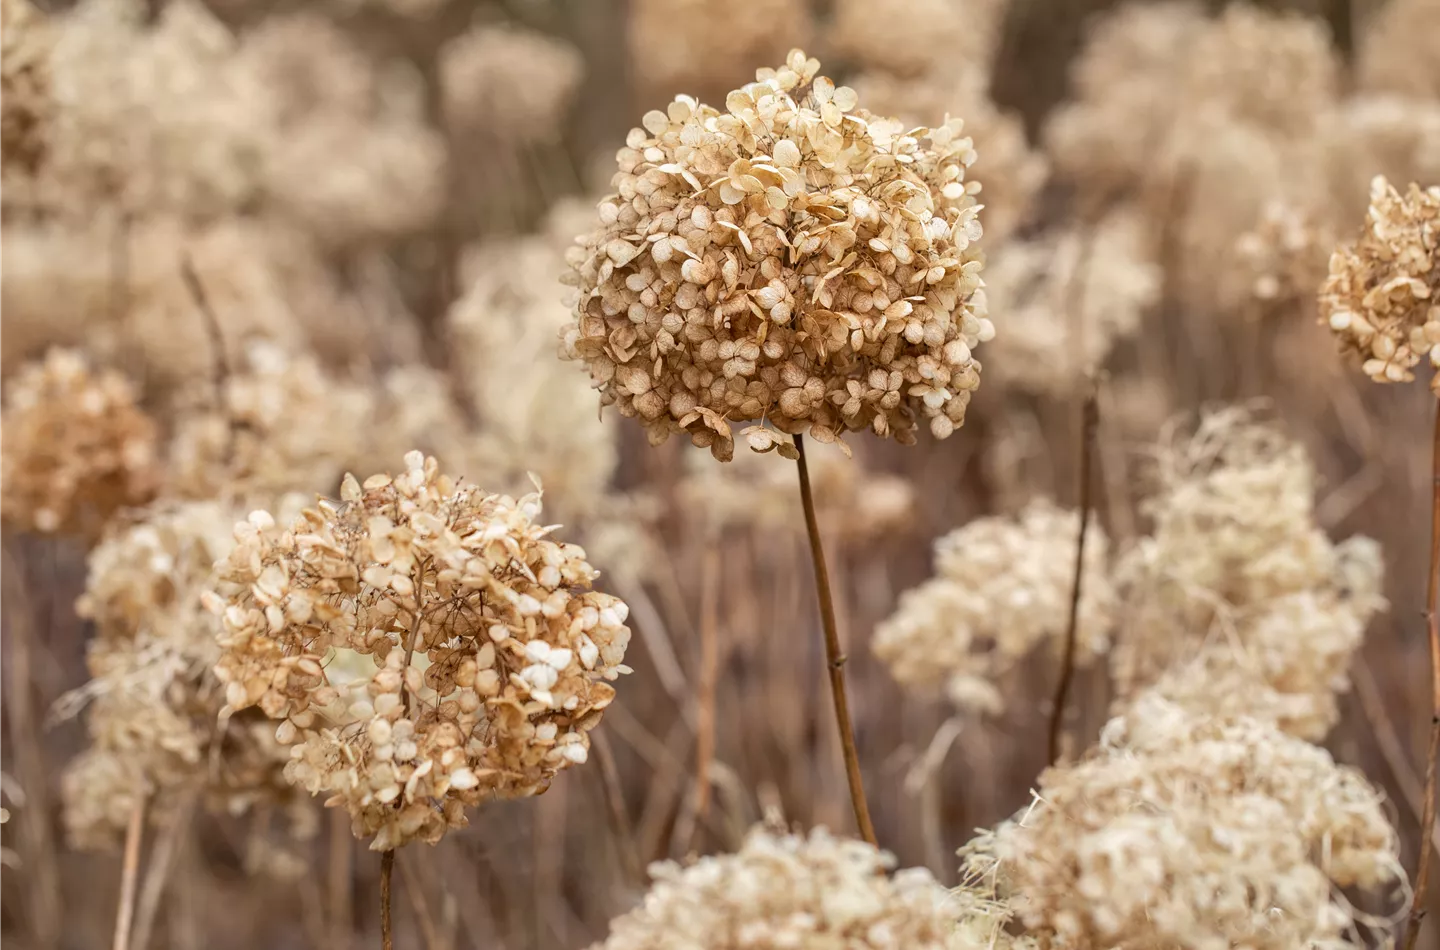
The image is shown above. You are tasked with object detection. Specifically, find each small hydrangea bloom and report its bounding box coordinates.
[595,824,1033,950]
[1319,175,1440,391]
[0,348,158,536]
[563,49,990,461]
[209,452,631,850]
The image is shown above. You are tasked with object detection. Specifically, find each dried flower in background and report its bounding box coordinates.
[0,0,50,184]
[1112,408,1386,739]
[595,824,1032,950]
[1357,0,1440,101]
[242,13,444,248]
[874,499,1115,715]
[7,0,272,220]
[448,201,618,518]
[1319,175,1440,392]
[964,693,1404,949]
[677,440,914,539]
[0,349,159,537]
[826,0,1009,83]
[984,210,1159,394]
[210,452,631,850]
[440,23,582,146]
[627,0,810,104]
[60,499,305,849]
[563,50,990,460]
[1233,201,1335,319]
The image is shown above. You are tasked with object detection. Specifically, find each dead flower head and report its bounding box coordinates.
[595,824,1032,950]
[1320,175,1440,392]
[563,49,990,461]
[0,348,159,537]
[209,452,631,850]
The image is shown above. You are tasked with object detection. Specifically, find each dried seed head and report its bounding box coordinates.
[563,49,990,461]
[1112,407,1386,739]
[1319,175,1440,393]
[210,453,631,850]
[873,499,1115,715]
[963,693,1404,950]
[597,824,1032,950]
[0,349,159,537]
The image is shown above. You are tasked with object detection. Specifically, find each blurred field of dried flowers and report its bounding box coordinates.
[1,0,1439,947]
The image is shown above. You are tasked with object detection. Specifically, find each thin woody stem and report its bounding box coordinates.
[1403,402,1440,950]
[794,433,878,846]
[380,850,395,950]
[1048,385,1099,767]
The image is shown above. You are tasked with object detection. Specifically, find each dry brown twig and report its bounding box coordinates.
[1048,383,1100,766]
[691,541,722,843]
[1404,403,1440,950]
[794,433,878,846]
[112,795,146,950]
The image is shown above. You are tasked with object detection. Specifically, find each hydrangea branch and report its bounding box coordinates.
[1048,384,1099,766]
[795,433,877,846]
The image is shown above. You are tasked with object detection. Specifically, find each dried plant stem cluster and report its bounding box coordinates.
[210,452,631,850]
[564,49,991,461]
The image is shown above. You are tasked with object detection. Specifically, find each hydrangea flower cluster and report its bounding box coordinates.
[1320,175,1440,391]
[596,824,1033,950]
[563,49,991,460]
[209,452,631,850]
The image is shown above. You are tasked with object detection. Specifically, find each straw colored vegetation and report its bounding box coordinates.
[1,0,1437,948]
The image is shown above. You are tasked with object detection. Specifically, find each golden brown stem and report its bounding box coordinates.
[380,850,395,950]
[692,543,722,841]
[794,433,878,846]
[1404,402,1440,950]
[1048,386,1099,767]
[112,796,146,950]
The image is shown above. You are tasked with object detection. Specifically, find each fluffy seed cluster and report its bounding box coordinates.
[1319,175,1440,392]
[984,210,1160,394]
[209,452,631,850]
[1113,408,1386,739]
[0,349,159,536]
[563,49,990,461]
[594,824,1032,950]
[964,693,1403,950]
[60,499,302,849]
[873,499,1115,715]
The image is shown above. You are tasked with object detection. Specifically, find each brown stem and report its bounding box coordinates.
[380,849,395,950]
[1404,402,1440,950]
[1048,386,1099,767]
[130,790,196,950]
[112,795,146,950]
[691,542,722,841]
[329,809,354,950]
[794,433,878,846]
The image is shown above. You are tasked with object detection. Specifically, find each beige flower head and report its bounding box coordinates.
[0,348,159,537]
[1319,175,1440,392]
[595,824,1032,950]
[964,693,1404,949]
[562,49,990,461]
[209,452,631,850]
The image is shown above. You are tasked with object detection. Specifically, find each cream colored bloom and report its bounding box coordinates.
[564,49,990,460]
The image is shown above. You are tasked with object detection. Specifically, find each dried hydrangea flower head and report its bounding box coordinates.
[1319,175,1440,392]
[1112,408,1387,739]
[0,349,158,536]
[963,693,1404,950]
[827,0,1009,83]
[873,499,1115,715]
[440,24,582,146]
[60,499,303,850]
[448,202,618,519]
[1232,200,1336,319]
[984,210,1160,394]
[563,49,990,461]
[8,0,272,220]
[0,0,50,185]
[209,452,631,850]
[595,824,1032,950]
